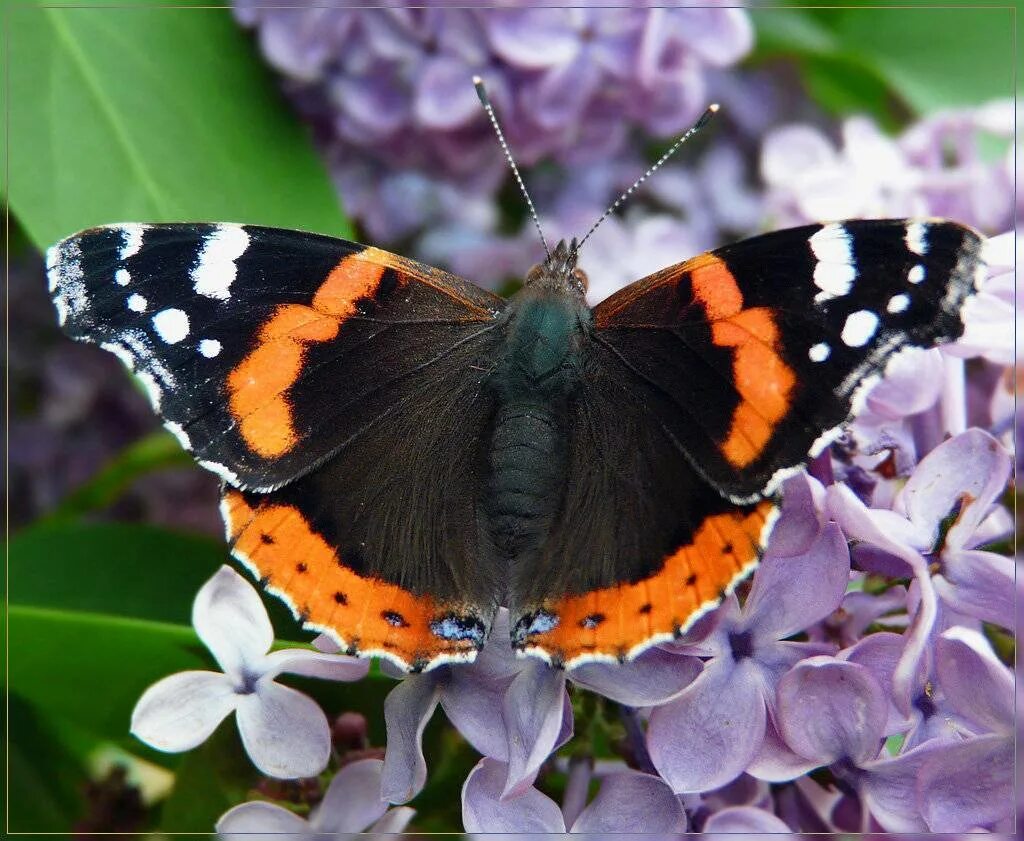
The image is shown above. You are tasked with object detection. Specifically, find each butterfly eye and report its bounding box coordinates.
[573,268,589,293]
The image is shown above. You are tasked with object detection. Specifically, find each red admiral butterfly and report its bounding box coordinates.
[46,96,983,673]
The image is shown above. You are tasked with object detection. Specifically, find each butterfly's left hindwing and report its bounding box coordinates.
[591,219,983,503]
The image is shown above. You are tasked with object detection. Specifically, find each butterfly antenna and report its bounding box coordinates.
[574,103,720,254]
[474,75,551,260]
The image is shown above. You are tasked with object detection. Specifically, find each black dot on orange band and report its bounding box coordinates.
[638,603,653,614]
[722,542,734,555]
[333,591,348,605]
[685,573,698,586]
[296,562,308,573]
[382,610,409,628]
[579,613,606,629]
[260,533,275,545]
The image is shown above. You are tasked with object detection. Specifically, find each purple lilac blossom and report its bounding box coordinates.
[216,758,414,835]
[461,757,687,833]
[130,566,368,779]
[773,656,950,832]
[915,627,1014,831]
[761,101,1013,233]
[231,4,756,288]
[647,474,850,792]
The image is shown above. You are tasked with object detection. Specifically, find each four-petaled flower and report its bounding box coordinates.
[131,565,368,779]
[647,474,850,792]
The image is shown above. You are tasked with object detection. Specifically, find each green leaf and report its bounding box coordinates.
[8,605,207,755]
[829,6,1013,114]
[7,2,350,251]
[7,694,89,832]
[751,6,1013,121]
[10,521,227,623]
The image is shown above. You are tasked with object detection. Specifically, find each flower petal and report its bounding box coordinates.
[369,806,416,834]
[762,473,825,557]
[313,757,387,832]
[934,626,1012,734]
[776,658,885,766]
[131,670,237,753]
[570,771,687,833]
[193,565,273,676]
[743,522,849,642]
[235,681,330,779]
[858,738,948,832]
[647,658,766,793]
[936,549,1014,629]
[262,648,370,683]
[440,667,510,761]
[483,9,580,69]
[703,805,791,832]
[746,716,820,782]
[215,800,311,834]
[381,674,442,804]
[461,758,565,833]
[568,648,701,706]
[903,428,1010,548]
[917,734,1013,831]
[501,661,568,798]
[839,631,906,735]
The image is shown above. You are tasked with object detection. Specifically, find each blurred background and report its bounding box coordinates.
[4,0,1016,833]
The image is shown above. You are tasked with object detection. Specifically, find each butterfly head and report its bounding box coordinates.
[525,238,589,298]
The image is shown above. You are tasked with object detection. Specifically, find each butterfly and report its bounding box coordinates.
[46,215,983,672]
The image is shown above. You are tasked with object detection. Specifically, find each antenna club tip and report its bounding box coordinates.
[473,75,489,105]
[709,102,720,112]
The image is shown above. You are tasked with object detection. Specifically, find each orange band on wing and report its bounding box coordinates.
[690,256,796,468]
[519,502,775,666]
[227,253,390,458]
[223,490,483,669]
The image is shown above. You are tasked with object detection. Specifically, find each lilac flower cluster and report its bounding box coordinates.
[230,4,756,287]
[137,263,1016,829]
[761,101,1014,234]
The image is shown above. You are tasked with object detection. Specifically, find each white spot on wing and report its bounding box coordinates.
[118,224,146,260]
[809,342,831,362]
[192,225,249,300]
[841,309,880,347]
[809,224,853,263]
[115,268,131,286]
[152,308,190,344]
[887,294,910,314]
[905,222,928,256]
[813,263,856,302]
[809,225,856,302]
[908,264,925,284]
[199,338,222,358]
[127,293,147,312]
